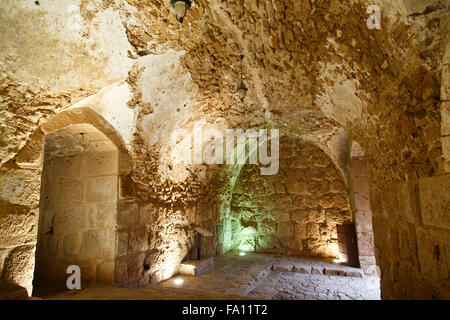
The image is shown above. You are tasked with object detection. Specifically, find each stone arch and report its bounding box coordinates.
[217,133,354,259]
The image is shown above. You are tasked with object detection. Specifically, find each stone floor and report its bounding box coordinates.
[249,271,380,300]
[43,253,380,300]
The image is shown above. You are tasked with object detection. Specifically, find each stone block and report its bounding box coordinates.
[443,136,450,162]
[84,203,96,228]
[351,159,367,177]
[274,181,286,194]
[354,193,370,211]
[86,175,117,203]
[0,168,41,206]
[96,202,117,228]
[289,179,307,195]
[318,195,334,209]
[58,181,84,202]
[15,129,44,169]
[442,101,450,136]
[116,231,128,257]
[355,210,373,233]
[0,285,29,300]
[353,176,370,194]
[0,248,9,280]
[53,155,82,182]
[292,195,305,208]
[419,174,450,229]
[128,227,148,253]
[119,151,133,175]
[416,228,449,283]
[324,268,346,276]
[291,209,307,224]
[139,203,153,226]
[329,180,346,193]
[119,174,136,199]
[307,179,330,194]
[277,223,293,237]
[326,208,351,225]
[74,258,97,287]
[2,245,35,295]
[306,223,319,239]
[57,202,86,234]
[97,260,114,284]
[442,63,450,101]
[273,209,290,222]
[179,257,214,276]
[357,231,375,256]
[80,230,115,259]
[293,264,311,273]
[115,258,128,285]
[345,270,363,278]
[124,252,145,285]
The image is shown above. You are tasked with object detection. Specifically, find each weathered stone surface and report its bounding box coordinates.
[419,175,450,229]
[442,101,450,136]
[63,233,80,257]
[117,202,139,229]
[0,168,41,207]
[80,230,115,259]
[0,206,37,247]
[86,176,117,203]
[87,151,118,176]
[2,245,35,295]
[97,260,115,284]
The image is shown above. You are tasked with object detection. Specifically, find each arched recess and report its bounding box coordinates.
[0,107,133,297]
[216,134,354,260]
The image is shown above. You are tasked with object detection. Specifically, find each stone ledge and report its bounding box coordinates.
[179,257,214,276]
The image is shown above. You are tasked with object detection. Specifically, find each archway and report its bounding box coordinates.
[227,136,353,259]
[0,106,133,297]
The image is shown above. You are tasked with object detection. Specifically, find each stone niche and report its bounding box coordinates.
[230,137,352,258]
[33,124,118,291]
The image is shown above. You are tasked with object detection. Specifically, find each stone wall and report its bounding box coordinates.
[34,125,118,290]
[0,153,41,295]
[230,137,352,259]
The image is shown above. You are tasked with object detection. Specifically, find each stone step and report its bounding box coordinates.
[180,257,215,276]
[270,263,364,278]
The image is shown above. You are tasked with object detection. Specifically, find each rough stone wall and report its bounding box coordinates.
[441,4,450,171]
[34,126,118,289]
[230,138,352,258]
